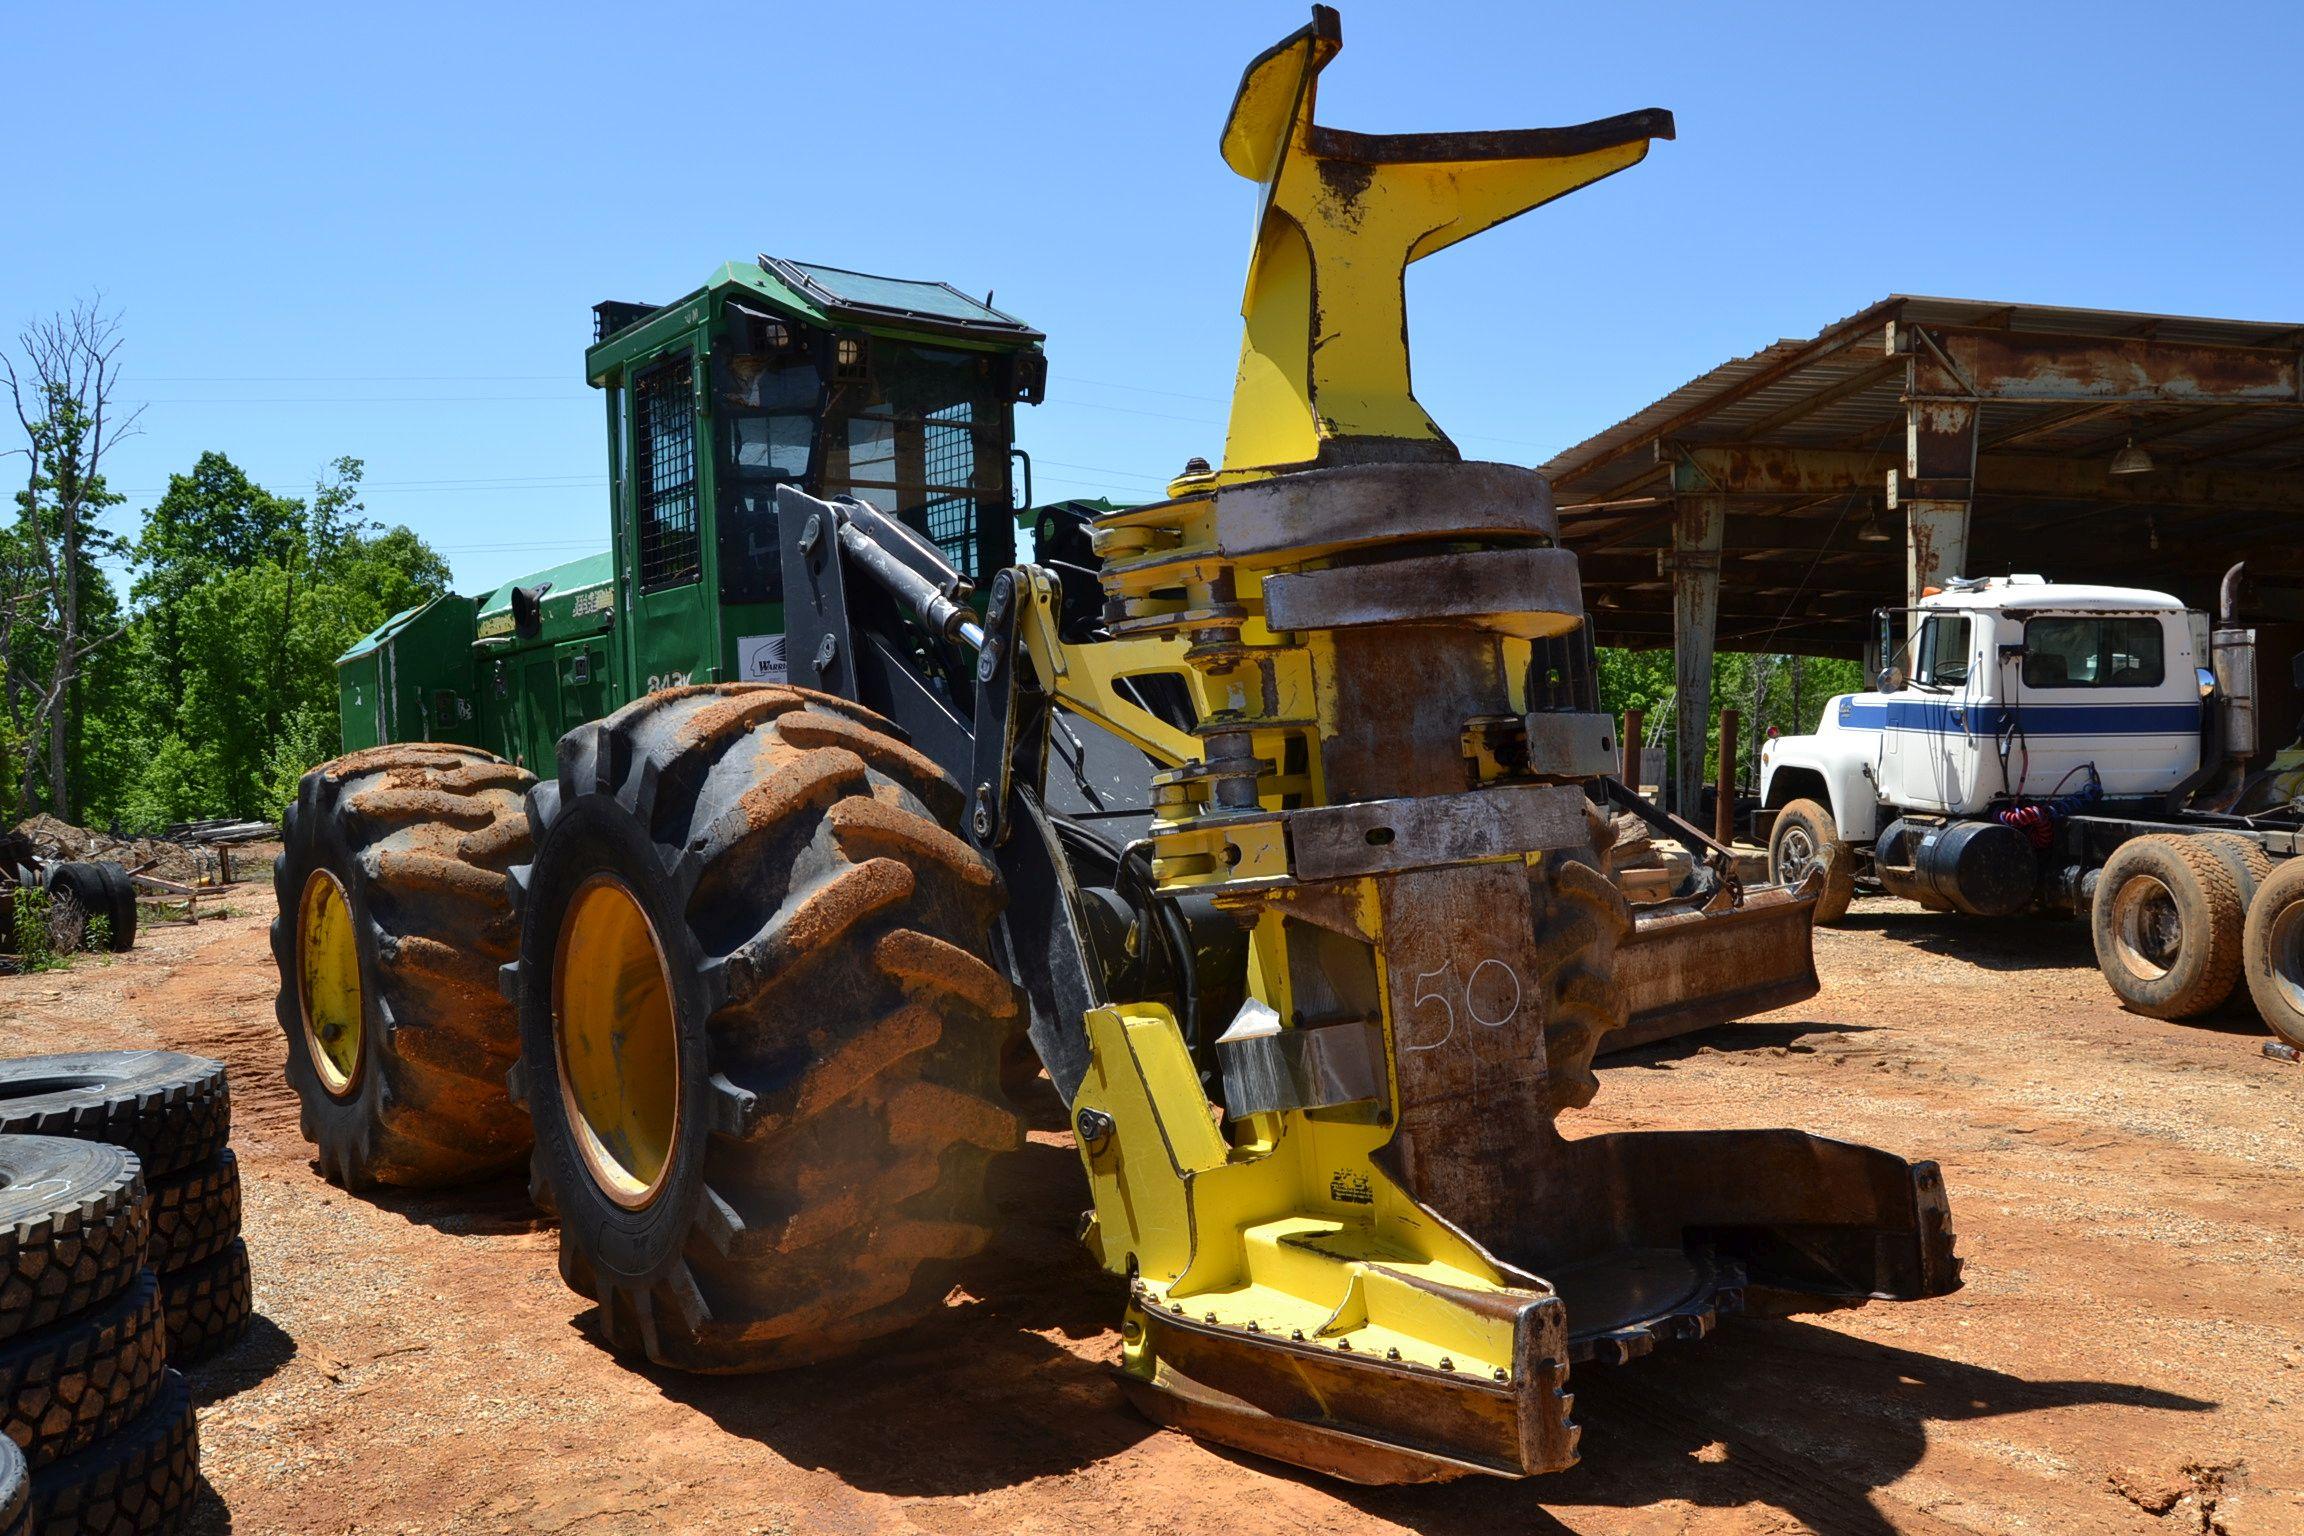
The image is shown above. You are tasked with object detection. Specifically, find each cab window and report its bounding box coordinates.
[1915,615,1972,687]
[2022,616,2165,688]
[714,311,819,605]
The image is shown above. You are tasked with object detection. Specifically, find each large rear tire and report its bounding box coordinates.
[510,685,1022,1372]
[2242,855,2304,1049]
[271,744,536,1188]
[2092,835,2244,1020]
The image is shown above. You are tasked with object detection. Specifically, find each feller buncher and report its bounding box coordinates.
[273,9,1959,1482]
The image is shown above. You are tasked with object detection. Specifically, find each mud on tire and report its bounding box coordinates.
[1768,798,1856,925]
[272,744,537,1188]
[2092,834,2245,1020]
[510,684,1023,1372]
[2242,854,2304,1049]
[0,1138,147,1349]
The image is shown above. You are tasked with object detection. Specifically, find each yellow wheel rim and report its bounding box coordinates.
[552,875,682,1210]
[297,869,364,1099]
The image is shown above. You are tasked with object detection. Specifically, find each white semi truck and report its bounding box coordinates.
[1757,570,2304,1043]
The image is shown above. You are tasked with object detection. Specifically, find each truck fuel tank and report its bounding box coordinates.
[1877,816,2038,918]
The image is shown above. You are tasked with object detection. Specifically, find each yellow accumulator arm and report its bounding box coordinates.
[1214,7,1675,482]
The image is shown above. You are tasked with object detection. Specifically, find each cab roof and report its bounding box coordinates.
[1920,575,2187,614]
[587,255,1043,384]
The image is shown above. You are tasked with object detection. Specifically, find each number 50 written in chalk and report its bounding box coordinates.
[1400,959,1524,1052]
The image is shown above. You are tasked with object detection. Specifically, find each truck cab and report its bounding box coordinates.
[1762,576,2209,848]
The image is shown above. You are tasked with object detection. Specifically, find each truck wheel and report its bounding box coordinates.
[2194,833,2273,911]
[271,744,537,1189]
[2242,856,2304,1048]
[510,685,1023,1372]
[1767,798,1855,924]
[2092,836,2244,1020]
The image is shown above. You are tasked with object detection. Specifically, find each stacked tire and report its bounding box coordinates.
[0,1052,245,1533]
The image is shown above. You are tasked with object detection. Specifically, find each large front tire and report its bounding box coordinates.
[1768,798,1856,925]
[271,744,537,1188]
[510,685,1022,1373]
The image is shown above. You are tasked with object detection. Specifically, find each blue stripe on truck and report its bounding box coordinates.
[1836,698,2200,736]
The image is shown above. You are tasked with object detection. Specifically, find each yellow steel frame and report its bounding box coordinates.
[1009,8,1673,1462]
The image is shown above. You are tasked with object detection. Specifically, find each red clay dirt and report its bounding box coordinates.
[4,886,2299,1535]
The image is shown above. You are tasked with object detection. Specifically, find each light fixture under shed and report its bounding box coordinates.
[2109,436,2156,476]
[1857,508,1894,543]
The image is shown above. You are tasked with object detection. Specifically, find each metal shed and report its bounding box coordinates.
[1541,296,2304,807]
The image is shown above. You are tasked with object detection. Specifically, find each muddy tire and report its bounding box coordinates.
[0,1270,167,1471]
[29,1368,197,1536]
[2092,835,2244,1020]
[1768,798,1856,925]
[2242,855,2304,1049]
[0,1434,24,1536]
[2194,833,2274,912]
[0,1053,226,1181]
[271,743,537,1189]
[159,1238,251,1366]
[1533,852,1633,1115]
[510,684,1022,1372]
[146,1152,239,1276]
[0,1138,147,1349]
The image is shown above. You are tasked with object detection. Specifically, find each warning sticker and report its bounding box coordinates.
[1328,1169,1373,1205]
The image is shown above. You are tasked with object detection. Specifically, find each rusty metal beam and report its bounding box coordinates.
[1909,325,2304,404]
[1674,445,2304,509]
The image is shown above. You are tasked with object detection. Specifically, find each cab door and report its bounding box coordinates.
[622,349,720,694]
[1895,612,1978,813]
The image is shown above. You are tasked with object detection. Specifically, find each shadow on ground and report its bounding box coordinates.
[187,1313,297,1408]
[1327,1319,2214,1536]
[607,1137,1157,1496]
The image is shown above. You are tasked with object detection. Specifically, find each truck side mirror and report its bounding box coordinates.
[1877,666,1907,694]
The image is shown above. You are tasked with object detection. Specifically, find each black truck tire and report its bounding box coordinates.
[28,1368,198,1536]
[1534,852,1633,1115]
[146,1151,239,1276]
[2194,833,2274,912]
[272,743,537,1188]
[0,1138,146,1347]
[0,1270,167,1470]
[159,1238,251,1366]
[2092,835,2245,1020]
[0,1053,225,1183]
[1767,798,1856,924]
[2242,855,2304,1049]
[39,863,109,952]
[510,684,1022,1373]
[92,862,137,953]
[0,1433,24,1536]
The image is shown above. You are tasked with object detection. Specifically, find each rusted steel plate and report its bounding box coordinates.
[1323,628,1514,800]
[1125,1286,1577,1481]
[1289,784,1587,882]
[1924,326,2302,402]
[1263,548,1584,633]
[1605,881,1821,1053]
[1375,864,1552,1244]
[1212,460,1557,558]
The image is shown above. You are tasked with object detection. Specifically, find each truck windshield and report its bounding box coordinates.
[819,341,1013,579]
[2022,616,2165,688]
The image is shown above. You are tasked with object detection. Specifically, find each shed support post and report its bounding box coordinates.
[1671,494,1724,816]
[1901,356,1978,609]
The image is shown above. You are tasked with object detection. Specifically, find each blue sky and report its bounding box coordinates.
[10,1,2300,595]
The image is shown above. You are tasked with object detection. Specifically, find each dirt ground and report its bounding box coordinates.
[4,884,2299,1536]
